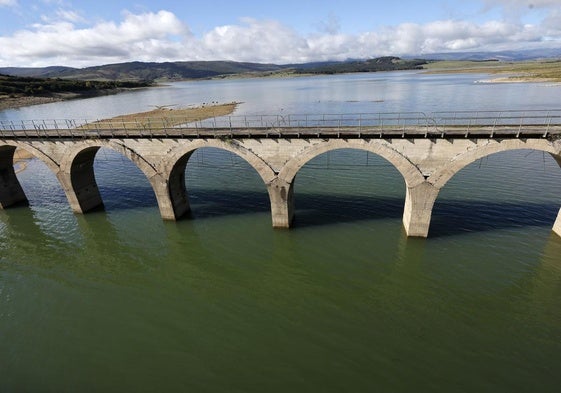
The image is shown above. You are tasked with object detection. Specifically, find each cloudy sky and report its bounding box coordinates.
[0,0,560,67]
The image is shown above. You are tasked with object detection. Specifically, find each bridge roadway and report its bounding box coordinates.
[2,110,561,238]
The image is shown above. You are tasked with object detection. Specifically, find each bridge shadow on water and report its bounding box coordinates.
[96,186,559,237]
[430,200,559,238]
[293,194,404,228]
[293,196,559,237]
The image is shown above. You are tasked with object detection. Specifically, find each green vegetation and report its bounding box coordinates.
[294,57,428,75]
[0,61,285,82]
[0,74,152,97]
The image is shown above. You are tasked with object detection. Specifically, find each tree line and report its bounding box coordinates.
[0,74,152,97]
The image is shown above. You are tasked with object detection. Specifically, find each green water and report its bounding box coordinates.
[1,147,561,392]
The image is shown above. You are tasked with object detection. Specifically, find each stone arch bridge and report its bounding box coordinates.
[2,110,561,238]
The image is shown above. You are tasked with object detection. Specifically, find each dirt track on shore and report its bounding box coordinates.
[79,102,239,130]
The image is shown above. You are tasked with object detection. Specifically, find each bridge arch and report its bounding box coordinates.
[58,140,162,215]
[275,140,424,229]
[163,140,277,220]
[428,139,561,189]
[426,139,561,237]
[0,141,60,173]
[0,142,62,208]
[278,139,424,187]
[286,146,409,225]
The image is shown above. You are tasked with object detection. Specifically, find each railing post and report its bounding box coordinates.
[21,121,28,138]
[545,111,552,137]
[53,119,61,138]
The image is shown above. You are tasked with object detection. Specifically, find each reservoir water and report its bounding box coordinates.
[1,71,561,392]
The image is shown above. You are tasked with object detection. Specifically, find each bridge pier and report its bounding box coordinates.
[61,147,104,213]
[165,153,192,220]
[267,177,294,228]
[553,208,561,238]
[149,175,186,220]
[0,146,28,208]
[402,181,440,238]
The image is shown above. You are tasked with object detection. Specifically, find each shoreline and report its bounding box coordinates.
[421,60,561,83]
[475,76,561,84]
[3,63,560,113]
[0,86,150,111]
[0,95,67,111]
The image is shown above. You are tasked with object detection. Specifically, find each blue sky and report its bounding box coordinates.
[0,0,560,67]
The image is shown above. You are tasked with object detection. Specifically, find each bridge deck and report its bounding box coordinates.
[2,110,561,140]
[1,125,561,140]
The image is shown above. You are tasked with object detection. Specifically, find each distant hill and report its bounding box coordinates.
[0,57,431,81]
[417,48,561,61]
[293,56,427,74]
[2,50,559,83]
[0,66,75,78]
[0,61,286,82]
[0,74,151,97]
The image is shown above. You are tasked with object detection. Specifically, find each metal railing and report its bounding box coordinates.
[1,110,561,139]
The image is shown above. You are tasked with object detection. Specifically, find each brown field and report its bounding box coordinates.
[422,59,561,82]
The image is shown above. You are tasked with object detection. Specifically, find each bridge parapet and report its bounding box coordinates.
[2,110,561,140]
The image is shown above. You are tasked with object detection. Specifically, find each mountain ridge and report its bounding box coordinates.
[1,49,560,82]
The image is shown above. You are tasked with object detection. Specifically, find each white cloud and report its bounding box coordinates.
[0,10,189,67]
[201,18,310,63]
[54,9,86,24]
[0,8,560,68]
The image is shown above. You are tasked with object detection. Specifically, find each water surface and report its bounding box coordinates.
[1,72,561,392]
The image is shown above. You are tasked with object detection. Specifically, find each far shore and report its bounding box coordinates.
[4,59,561,113]
[0,86,150,111]
[474,76,561,84]
[0,95,68,111]
[421,60,561,83]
